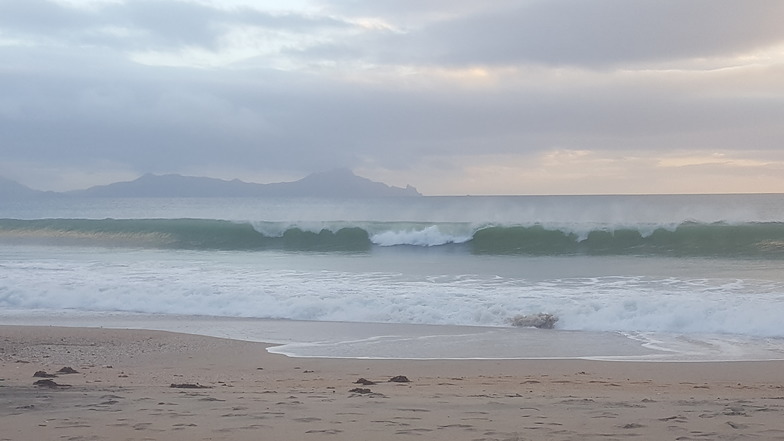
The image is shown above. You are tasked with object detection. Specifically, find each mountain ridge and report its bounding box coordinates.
[0,169,422,199]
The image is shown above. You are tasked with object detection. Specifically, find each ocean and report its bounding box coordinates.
[2,194,784,361]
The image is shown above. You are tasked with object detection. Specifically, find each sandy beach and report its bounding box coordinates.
[2,325,784,441]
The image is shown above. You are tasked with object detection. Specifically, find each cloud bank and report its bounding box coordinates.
[1,0,783,194]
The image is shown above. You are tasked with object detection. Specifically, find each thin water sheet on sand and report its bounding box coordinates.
[3,312,783,361]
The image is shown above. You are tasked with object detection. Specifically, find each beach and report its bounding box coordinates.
[3,194,784,439]
[2,325,784,441]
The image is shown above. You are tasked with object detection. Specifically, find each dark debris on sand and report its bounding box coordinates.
[349,387,373,394]
[388,375,410,383]
[34,379,71,388]
[355,378,376,385]
[170,383,211,389]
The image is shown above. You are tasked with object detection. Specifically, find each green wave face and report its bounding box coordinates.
[0,218,371,252]
[471,223,784,257]
[1,218,783,258]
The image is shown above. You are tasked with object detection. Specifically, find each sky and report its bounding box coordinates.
[1,0,783,195]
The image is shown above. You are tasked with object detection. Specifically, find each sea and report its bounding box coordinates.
[2,194,784,362]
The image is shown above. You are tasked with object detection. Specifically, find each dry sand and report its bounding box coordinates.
[2,325,784,441]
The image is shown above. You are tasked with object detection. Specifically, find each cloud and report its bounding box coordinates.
[334,0,784,68]
[0,0,783,193]
[0,0,352,52]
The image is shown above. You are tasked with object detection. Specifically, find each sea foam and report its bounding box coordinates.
[2,247,783,338]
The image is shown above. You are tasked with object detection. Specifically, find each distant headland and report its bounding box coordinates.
[0,169,422,199]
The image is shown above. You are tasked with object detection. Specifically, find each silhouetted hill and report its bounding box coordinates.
[66,169,421,198]
[261,169,421,198]
[69,174,260,198]
[0,177,57,200]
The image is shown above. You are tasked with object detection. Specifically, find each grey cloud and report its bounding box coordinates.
[0,0,352,51]
[318,0,520,23]
[102,1,226,49]
[342,0,784,67]
[0,0,94,34]
[2,43,782,178]
[102,1,351,49]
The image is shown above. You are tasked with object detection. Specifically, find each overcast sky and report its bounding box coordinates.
[1,0,783,195]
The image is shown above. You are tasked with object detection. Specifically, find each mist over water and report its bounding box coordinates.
[4,194,784,224]
[2,194,784,360]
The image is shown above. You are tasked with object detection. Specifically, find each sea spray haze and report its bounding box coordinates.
[1,194,784,360]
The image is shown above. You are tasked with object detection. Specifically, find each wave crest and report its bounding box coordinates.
[2,218,783,258]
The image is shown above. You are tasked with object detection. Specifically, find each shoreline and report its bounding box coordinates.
[3,325,784,440]
[3,312,783,362]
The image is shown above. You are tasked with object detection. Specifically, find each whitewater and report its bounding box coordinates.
[2,194,784,361]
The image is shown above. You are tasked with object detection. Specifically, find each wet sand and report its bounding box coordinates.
[2,325,784,440]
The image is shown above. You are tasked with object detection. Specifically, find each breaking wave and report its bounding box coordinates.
[1,218,783,258]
